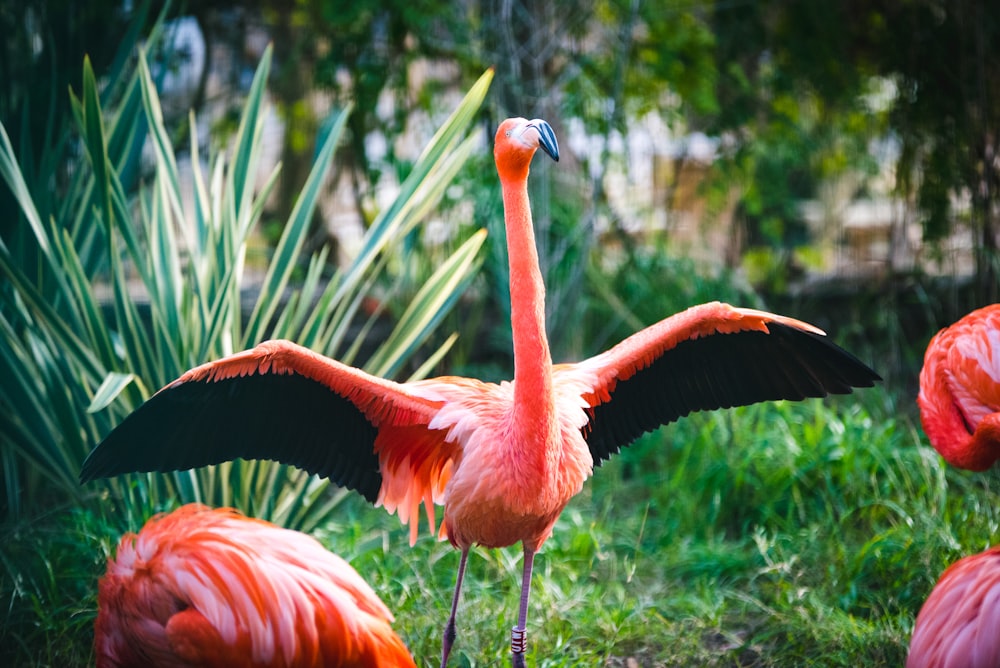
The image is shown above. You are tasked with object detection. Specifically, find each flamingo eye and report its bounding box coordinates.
[505,130,512,137]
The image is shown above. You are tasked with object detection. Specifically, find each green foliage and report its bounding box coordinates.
[0,43,493,527]
[704,0,1000,298]
[0,505,111,665]
[0,0,160,247]
[260,0,480,219]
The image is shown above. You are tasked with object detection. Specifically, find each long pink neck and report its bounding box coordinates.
[501,174,555,444]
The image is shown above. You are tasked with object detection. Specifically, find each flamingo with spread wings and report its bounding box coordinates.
[917,303,1000,471]
[82,117,879,667]
[94,504,415,668]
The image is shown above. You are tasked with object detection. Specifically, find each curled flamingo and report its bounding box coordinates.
[94,503,415,668]
[917,303,1000,471]
[907,545,1000,668]
[82,117,879,666]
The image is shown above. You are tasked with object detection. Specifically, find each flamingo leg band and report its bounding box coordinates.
[511,626,527,654]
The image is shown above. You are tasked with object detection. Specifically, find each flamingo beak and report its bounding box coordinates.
[527,119,559,162]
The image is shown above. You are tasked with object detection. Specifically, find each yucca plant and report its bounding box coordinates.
[0,41,493,531]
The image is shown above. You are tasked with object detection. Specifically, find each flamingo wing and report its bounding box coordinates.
[80,340,448,505]
[557,302,880,464]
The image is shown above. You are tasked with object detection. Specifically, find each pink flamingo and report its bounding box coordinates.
[907,545,1000,667]
[95,503,415,668]
[917,303,1000,471]
[82,117,878,666]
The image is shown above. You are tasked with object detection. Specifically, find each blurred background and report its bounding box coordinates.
[5,1,997,373]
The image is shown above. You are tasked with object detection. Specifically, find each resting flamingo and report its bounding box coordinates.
[81,117,879,666]
[907,544,1000,667]
[917,303,1000,471]
[94,503,416,668]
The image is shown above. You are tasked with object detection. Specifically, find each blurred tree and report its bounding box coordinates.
[701,2,885,289]
[0,0,161,243]
[250,0,480,228]
[861,0,999,302]
[704,0,998,301]
[7,0,996,303]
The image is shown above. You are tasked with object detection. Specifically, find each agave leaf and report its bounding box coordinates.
[108,249,156,389]
[282,480,351,534]
[244,105,351,346]
[0,242,104,382]
[407,332,460,383]
[0,320,61,462]
[0,124,51,258]
[189,110,212,264]
[330,69,494,310]
[276,245,330,340]
[81,57,115,234]
[87,373,136,414]
[366,229,487,378]
[229,46,272,229]
[21,332,87,491]
[1,50,496,529]
[137,50,186,242]
[337,282,391,367]
[146,170,184,372]
[54,226,117,370]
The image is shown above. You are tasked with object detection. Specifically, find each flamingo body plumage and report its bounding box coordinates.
[82,118,879,665]
[917,304,1000,471]
[907,545,1000,668]
[94,504,415,668]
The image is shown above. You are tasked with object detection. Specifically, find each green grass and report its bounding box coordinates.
[5,383,996,666]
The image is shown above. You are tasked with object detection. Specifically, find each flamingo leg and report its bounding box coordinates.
[441,547,470,668]
[511,546,536,668]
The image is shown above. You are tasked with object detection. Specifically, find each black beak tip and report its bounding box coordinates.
[532,120,560,162]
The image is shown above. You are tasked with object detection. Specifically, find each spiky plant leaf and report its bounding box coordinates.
[1,41,493,531]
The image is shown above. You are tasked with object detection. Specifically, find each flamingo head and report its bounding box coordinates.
[494,117,559,180]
